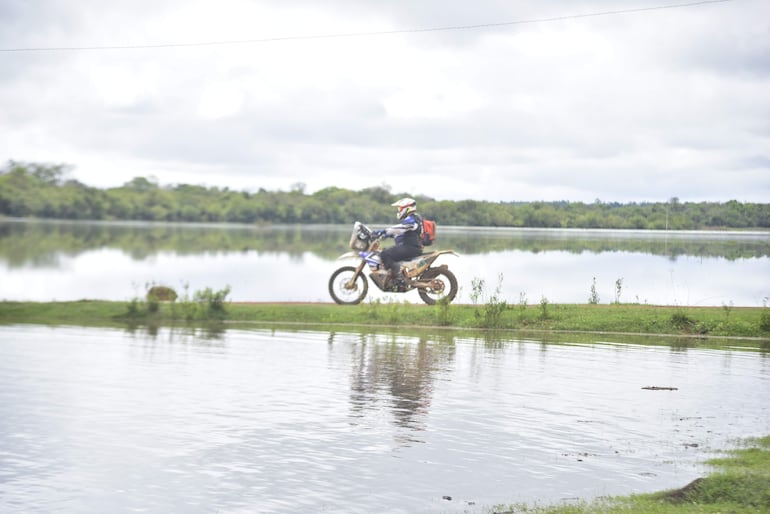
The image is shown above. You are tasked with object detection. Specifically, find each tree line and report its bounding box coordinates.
[1,161,768,229]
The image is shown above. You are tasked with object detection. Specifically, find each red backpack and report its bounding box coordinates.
[421,218,436,246]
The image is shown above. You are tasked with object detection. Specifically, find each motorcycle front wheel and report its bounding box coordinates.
[417,267,458,305]
[328,266,369,305]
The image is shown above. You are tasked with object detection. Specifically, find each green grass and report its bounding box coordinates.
[493,436,770,513]
[1,300,769,342]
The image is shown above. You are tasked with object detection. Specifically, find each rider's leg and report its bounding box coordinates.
[380,247,403,284]
[381,245,420,286]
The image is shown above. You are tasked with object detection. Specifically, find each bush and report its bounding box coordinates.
[471,274,508,328]
[193,286,231,319]
[671,311,695,329]
[760,308,770,332]
[435,296,453,326]
[146,285,178,302]
[670,311,709,334]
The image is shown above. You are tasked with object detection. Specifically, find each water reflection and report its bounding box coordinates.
[124,321,227,341]
[346,333,456,436]
[0,324,768,513]
[2,220,768,267]
[0,219,348,267]
[1,220,768,306]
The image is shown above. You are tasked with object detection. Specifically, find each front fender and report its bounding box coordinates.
[336,251,360,260]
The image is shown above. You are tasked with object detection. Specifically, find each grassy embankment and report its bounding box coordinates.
[496,435,770,513]
[1,298,769,341]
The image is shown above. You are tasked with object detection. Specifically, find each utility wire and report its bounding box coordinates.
[0,0,732,53]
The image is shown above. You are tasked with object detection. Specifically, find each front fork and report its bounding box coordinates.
[345,259,368,289]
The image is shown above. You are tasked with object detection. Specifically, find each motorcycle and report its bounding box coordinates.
[328,221,459,305]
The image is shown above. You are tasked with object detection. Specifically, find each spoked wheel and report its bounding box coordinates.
[418,267,458,305]
[328,266,369,305]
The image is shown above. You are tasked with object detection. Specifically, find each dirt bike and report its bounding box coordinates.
[328,221,459,305]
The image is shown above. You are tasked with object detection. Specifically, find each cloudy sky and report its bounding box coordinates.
[1,0,768,202]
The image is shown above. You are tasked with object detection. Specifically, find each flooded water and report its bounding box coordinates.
[0,220,768,306]
[1,324,767,513]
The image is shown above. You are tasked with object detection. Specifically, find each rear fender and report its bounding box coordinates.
[423,250,459,262]
[404,250,458,277]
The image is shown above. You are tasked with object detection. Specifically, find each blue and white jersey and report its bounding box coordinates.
[384,213,423,247]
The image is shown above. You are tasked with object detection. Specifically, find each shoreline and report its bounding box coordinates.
[1,300,768,342]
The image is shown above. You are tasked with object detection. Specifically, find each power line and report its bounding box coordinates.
[0,0,732,53]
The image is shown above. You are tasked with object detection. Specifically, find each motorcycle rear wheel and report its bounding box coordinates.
[417,267,458,305]
[329,266,369,305]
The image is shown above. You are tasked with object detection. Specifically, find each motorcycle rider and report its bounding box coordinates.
[372,197,424,290]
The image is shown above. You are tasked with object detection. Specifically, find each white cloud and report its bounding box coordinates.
[1,0,768,202]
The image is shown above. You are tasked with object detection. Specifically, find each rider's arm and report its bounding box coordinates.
[384,216,420,237]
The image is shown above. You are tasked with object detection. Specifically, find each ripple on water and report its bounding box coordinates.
[0,325,767,513]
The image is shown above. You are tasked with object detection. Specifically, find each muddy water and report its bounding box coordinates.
[0,325,767,513]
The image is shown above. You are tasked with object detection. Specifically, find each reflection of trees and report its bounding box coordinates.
[0,220,348,268]
[437,230,770,261]
[345,333,456,434]
[123,323,226,342]
[0,221,767,269]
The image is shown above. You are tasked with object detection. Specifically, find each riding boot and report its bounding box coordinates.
[393,270,407,291]
[388,267,406,291]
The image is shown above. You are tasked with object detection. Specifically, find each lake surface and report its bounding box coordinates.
[0,219,768,306]
[0,324,767,513]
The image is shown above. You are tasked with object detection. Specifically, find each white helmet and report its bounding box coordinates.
[392,197,417,220]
